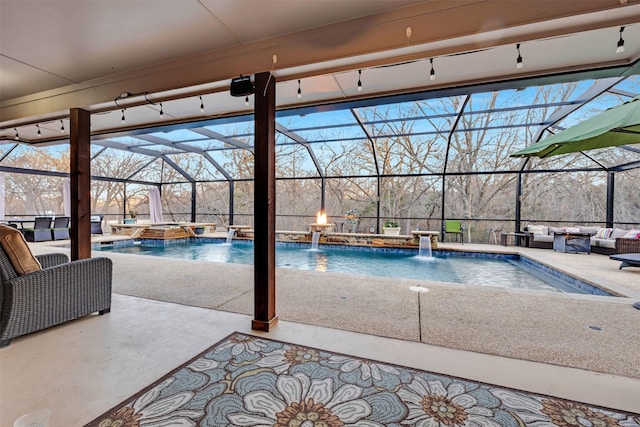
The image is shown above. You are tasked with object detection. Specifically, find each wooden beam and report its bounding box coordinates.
[70,108,92,260]
[252,71,278,331]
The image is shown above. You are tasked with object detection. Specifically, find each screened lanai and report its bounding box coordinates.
[1,69,639,242]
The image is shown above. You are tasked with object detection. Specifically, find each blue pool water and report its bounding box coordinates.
[96,239,610,295]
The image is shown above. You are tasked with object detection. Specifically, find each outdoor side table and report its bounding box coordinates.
[501,232,529,247]
[553,232,591,254]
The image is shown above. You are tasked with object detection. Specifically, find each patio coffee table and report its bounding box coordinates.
[609,253,640,270]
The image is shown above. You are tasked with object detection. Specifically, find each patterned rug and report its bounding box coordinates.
[86,332,639,426]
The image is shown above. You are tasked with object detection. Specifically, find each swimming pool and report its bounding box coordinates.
[96,239,610,295]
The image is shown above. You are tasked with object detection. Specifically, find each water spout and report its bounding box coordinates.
[310,231,321,250]
[226,228,236,244]
[418,236,433,259]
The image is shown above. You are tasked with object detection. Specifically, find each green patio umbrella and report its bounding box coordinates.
[511,95,640,158]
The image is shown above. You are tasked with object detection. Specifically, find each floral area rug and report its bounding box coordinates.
[86,332,639,426]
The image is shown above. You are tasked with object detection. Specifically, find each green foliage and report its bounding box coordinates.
[384,219,399,228]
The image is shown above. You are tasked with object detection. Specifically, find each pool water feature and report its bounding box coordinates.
[418,236,433,259]
[96,239,609,295]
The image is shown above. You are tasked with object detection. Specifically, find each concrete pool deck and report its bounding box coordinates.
[31,236,640,379]
[2,237,638,424]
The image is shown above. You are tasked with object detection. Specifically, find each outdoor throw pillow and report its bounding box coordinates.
[0,224,42,275]
[622,229,640,239]
[562,226,580,233]
[611,228,628,239]
[527,224,545,234]
[595,228,612,239]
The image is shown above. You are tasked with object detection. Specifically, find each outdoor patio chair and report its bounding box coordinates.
[51,216,70,240]
[444,219,464,244]
[91,215,104,235]
[0,224,112,347]
[23,217,53,242]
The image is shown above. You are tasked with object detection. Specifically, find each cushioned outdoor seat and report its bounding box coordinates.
[91,215,104,235]
[23,216,52,242]
[51,216,70,240]
[0,224,112,347]
[444,220,463,244]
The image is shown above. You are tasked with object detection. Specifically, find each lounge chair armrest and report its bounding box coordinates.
[616,237,640,254]
[35,252,69,268]
[7,257,112,303]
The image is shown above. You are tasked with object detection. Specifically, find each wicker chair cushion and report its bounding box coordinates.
[0,225,42,275]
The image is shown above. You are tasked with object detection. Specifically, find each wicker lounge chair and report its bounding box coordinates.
[51,216,70,240]
[0,227,112,347]
[23,216,53,242]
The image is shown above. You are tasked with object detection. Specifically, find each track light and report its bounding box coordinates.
[616,26,625,53]
[159,103,164,118]
[60,120,65,133]
[429,58,436,81]
[357,69,363,92]
[121,109,126,123]
[516,43,523,69]
[36,124,41,136]
[297,79,302,98]
[199,96,204,112]
[14,128,19,140]
[245,96,249,106]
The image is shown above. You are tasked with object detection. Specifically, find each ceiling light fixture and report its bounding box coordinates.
[616,26,625,53]
[36,124,41,136]
[516,43,523,69]
[14,128,19,140]
[60,120,65,133]
[429,58,436,81]
[159,102,164,118]
[199,96,204,112]
[357,70,363,92]
[297,79,302,98]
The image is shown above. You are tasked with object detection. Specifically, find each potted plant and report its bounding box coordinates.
[124,209,138,224]
[383,219,401,236]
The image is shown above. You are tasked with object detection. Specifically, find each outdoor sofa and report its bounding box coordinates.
[0,225,112,347]
[524,224,640,255]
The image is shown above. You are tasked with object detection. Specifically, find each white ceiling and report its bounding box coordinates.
[1,0,640,141]
[0,0,423,100]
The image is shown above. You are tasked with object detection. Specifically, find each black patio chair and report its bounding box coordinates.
[23,217,53,242]
[51,216,70,240]
[91,215,104,235]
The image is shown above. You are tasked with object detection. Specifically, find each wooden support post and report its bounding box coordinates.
[69,108,92,260]
[252,71,278,331]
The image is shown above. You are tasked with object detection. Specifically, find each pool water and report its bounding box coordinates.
[96,239,597,295]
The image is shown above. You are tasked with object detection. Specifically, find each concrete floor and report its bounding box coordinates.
[1,237,639,425]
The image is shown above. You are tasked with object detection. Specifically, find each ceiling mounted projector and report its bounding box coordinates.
[230,75,254,97]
